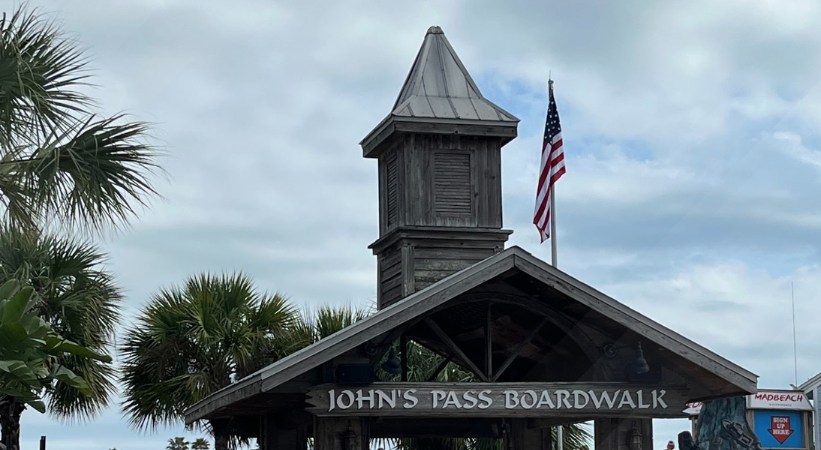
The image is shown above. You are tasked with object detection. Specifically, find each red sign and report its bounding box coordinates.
[769,415,794,444]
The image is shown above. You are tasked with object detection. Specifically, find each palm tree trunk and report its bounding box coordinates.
[0,396,25,450]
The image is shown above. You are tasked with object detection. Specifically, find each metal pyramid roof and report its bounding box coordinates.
[390,26,518,122]
[361,27,519,156]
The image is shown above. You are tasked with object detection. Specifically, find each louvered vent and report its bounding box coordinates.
[386,154,399,226]
[434,152,471,215]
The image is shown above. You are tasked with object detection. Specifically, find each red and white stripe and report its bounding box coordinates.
[533,132,565,242]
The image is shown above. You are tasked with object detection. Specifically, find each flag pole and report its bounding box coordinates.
[547,77,562,450]
[548,78,558,269]
[550,185,557,268]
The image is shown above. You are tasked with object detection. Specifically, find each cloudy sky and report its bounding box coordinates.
[12,0,821,449]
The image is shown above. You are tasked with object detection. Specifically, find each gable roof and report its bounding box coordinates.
[185,246,757,424]
[361,26,519,157]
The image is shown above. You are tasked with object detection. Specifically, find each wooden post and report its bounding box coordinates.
[314,417,367,450]
[510,420,550,450]
[260,413,307,450]
[39,436,46,450]
[595,418,653,450]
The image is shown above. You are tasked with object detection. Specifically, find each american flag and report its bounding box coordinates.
[533,81,566,242]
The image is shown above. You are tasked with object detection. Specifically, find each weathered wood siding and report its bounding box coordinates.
[413,245,497,291]
[402,134,502,228]
[373,132,508,309]
[378,140,404,235]
[386,152,399,227]
[377,133,503,232]
[376,237,505,309]
[378,247,403,308]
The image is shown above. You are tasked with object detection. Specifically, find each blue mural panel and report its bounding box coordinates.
[753,410,804,449]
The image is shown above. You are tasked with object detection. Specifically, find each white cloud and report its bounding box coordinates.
[776,131,821,171]
[15,0,821,448]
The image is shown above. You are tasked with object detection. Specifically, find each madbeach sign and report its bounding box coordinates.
[684,390,812,416]
[307,383,689,418]
[747,391,812,411]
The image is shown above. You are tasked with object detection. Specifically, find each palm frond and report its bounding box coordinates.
[28,115,158,232]
[0,5,159,233]
[120,272,295,431]
[551,423,593,450]
[0,6,91,148]
[313,304,370,340]
[0,224,120,420]
[0,145,35,229]
[46,353,116,419]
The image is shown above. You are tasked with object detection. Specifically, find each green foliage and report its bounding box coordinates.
[376,341,475,383]
[0,5,158,233]
[0,4,151,449]
[120,273,293,431]
[166,437,190,450]
[0,225,121,418]
[0,279,111,413]
[550,425,593,450]
[272,304,370,359]
[191,438,210,450]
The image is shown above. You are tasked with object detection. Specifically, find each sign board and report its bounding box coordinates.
[753,410,804,449]
[307,382,689,418]
[684,401,703,416]
[747,391,812,411]
[685,391,811,416]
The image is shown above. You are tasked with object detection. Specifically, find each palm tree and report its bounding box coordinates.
[167,437,190,450]
[0,226,120,449]
[120,273,293,450]
[191,438,211,450]
[0,6,158,234]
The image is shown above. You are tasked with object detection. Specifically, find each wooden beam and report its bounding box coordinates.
[492,317,551,382]
[450,288,602,363]
[369,418,502,438]
[511,252,758,392]
[485,303,493,380]
[307,382,691,418]
[425,318,489,381]
[367,318,425,367]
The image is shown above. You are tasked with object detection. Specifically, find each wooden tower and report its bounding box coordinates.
[361,26,520,309]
